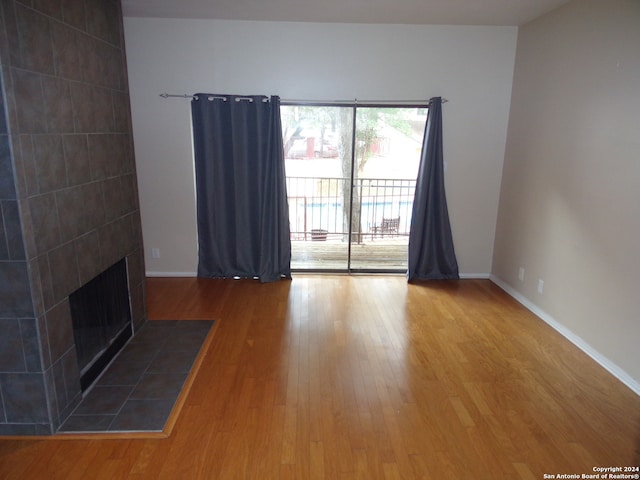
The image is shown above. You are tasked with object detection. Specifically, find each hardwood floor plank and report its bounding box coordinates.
[281,405,298,465]
[309,440,325,480]
[127,440,163,477]
[512,462,537,480]
[1,276,638,479]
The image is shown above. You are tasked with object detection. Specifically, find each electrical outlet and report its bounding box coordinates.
[151,248,160,259]
[538,279,544,294]
[518,267,525,282]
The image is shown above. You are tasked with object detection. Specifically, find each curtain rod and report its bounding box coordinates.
[159,93,447,105]
[159,93,266,102]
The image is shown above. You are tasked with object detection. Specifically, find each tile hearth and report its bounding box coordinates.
[59,320,213,434]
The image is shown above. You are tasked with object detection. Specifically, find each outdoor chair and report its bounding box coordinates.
[371,216,400,239]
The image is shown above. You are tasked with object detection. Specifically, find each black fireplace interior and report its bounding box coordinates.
[69,258,133,391]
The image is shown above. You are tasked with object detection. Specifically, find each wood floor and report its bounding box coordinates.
[1,276,639,479]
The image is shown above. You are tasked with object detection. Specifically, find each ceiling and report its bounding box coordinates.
[122,0,571,26]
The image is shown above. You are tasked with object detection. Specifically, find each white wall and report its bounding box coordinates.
[123,18,517,275]
[492,0,640,389]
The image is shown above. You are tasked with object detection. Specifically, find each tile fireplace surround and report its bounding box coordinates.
[0,0,147,434]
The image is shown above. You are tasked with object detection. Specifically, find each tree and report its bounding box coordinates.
[339,108,387,243]
[337,108,359,243]
[281,106,335,158]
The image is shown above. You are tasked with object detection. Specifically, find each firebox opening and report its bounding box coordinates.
[69,258,133,392]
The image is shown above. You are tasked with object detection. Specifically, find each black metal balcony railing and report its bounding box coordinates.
[286,177,416,242]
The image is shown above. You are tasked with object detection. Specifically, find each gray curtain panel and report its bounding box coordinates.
[191,94,291,282]
[408,97,459,281]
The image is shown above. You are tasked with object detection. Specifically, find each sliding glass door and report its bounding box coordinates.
[282,104,427,272]
[283,105,353,270]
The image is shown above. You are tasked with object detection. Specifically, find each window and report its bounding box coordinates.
[281,103,428,272]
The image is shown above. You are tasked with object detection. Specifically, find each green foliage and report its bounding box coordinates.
[281,105,419,171]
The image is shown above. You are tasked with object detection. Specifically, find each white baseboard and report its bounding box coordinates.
[146,271,197,277]
[489,275,640,397]
[459,273,491,279]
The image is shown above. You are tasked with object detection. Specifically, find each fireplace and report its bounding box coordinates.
[0,0,150,435]
[69,258,133,391]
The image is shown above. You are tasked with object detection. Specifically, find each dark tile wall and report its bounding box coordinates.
[0,0,146,435]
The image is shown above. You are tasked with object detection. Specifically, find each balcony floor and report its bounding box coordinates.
[291,237,408,271]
